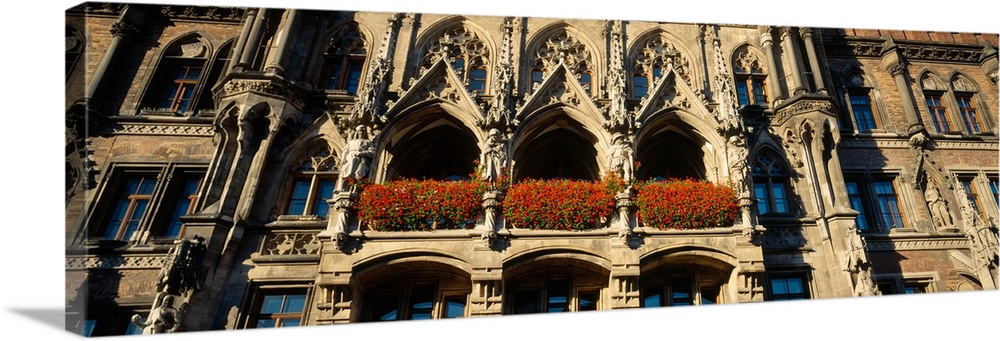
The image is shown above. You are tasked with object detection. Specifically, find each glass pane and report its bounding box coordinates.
[634,75,648,99]
[313,180,337,219]
[280,318,300,327]
[83,320,96,337]
[671,276,693,306]
[371,294,400,321]
[283,295,306,313]
[287,180,311,215]
[700,287,720,305]
[409,285,435,320]
[513,290,538,315]
[754,183,770,214]
[260,295,284,314]
[785,278,804,294]
[256,319,276,328]
[771,279,788,295]
[165,201,191,238]
[125,321,143,335]
[736,82,750,106]
[578,291,598,311]
[772,183,788,213]
[346,63,363,94]
[137,178,157,194]
[546,281,569,313]
[443,296,466,318]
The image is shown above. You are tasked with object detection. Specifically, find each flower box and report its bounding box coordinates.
[503,179,615,231]
[357,179,485,231]
[634,179,738,229]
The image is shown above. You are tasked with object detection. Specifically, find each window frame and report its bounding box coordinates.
[845,87,879,132]
[766,270,812,301]
[247,285,311,329]
[954,92,984,134]
[751,149,793,216]
[924,91,954,134]
[843,172,909,233]
[363,281,470,321]
[874,273,937,295]
[84,164,207,244]
[734,73,768,108]
[321,54,366,94]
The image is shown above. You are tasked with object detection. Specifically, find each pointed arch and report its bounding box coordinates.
[948,71,992,134]
[522,22,600,96]
[633,108,722,182]
[412,16,496,95]
[729,43,769,108]
[750,146,793,215]
[919,70,954,133]
[376,99,484,182]
[510,102,610,181]
[137,32,218,116]
[626,28,699,100]
[317,21,369,94]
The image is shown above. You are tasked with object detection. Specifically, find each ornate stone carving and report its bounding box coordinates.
[866,238,970,251]
[842,227,880,296]
[736,268,765,302]
[483,17,515,128]
[339,125,375,189]
[420,24,490,90]
[108,123,214,136]
[219,79,307,109]
[610,275,640,308]
[604,20,629,130]
[66,255,166,270]
[109,21,138,38]
[885,62,907,77]
[131,294,185,334]
[762,226,807,248]
[351,13,402,125]
[606,133,634,183]
[924,180,955,230]
[988,69,998,85]
[531,28,593,95]
[710,29,743,136]
[470,279,503,315]
[316,284,352,323]
[480,230,498,249]
[155,237,207,295]
[261,232,322,256]
[480,128,506,186]
[774,100,834,126]
[953,177,999,272]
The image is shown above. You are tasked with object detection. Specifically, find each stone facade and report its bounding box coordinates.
[65,2,999,336]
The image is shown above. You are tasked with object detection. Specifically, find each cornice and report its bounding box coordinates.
[101,121,215,137]
[865,234,969,251]
[839,136,999,150]
[66,255,166,270]
[68,3,246,23]
[823,37,990,63]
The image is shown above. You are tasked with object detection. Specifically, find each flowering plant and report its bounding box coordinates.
[634,179,738,229]
[357,179,486,231]
[503,179,615,231]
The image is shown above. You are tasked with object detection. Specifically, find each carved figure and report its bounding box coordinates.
[131,295,182,334]
[341,126,375,187]
[480,128,505,185]
[924,182,954,229]
[607,134,634,182]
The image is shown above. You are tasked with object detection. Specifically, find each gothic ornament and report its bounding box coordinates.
[483,17,516,128]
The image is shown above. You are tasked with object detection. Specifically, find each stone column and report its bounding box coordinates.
[780,27,806,95]
[264,9,299,75]
[799,28,826,94]
[86,21,137,99]
[881,45,925,135]
[237,8,269,70]
[759,26,783,104]
[228,9,257,73]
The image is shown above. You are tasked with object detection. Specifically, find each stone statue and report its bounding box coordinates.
[606,133,634,183]
[480,128,505,185]
[924,181,954,229]
[341,126,375,188]
[131,294,182,334]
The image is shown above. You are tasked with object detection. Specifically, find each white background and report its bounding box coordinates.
[1,0,998,340]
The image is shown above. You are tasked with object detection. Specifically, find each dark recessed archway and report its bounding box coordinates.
[513,113,600,181]
[386,119,479,180]
[635,129,705,181]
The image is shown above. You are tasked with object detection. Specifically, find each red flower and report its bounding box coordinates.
[357,179,486,231]
[634,179,738,229]
[502,179,615,231]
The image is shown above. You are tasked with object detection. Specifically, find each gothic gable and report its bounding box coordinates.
[384,57,484,123]
[513,63,602,126]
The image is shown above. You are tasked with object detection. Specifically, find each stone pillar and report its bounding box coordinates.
[315,278,352,324]
[86,21,137,99]
[228,9,257,74]
[759,26,783,104]
[799,28,826,94]
[264,9,299,75]
[780,27,806,95]
[881,37,925,135]
[237,8,269,70]
[469,277,503,316]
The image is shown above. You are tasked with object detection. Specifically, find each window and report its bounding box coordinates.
[925,93,952,133]
[732,46,768,107]
[285,147,338,219]
[752,150,790,215]
[509,280,600,314]
[876,275,934,295]
[321,24,367,95]
[365,283,469,321]
[531,68,546,89]
[957,173,999,222]
[848,89,877,131]
[158,65,202,112]
[253,292,307,328]
[642,274,698,307]
[323,56,364,94]
[768,272,810,300]
[633,72,650,99]
[89,166,206,243]
[846,181,872,231]
[956,94,982,134]
[101,174,157,241]
[468,67,488,94]
[139,35,219,115]
[845,173,907,232]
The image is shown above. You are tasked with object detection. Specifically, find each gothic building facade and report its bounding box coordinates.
[65,2,999,336]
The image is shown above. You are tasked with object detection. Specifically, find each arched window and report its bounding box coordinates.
[732,46,768,108]
[421,25,490,95]
[951,74,988,134]
[529,28,593,95]
[752,149,790,215]
[631,35,685,100]
[139,34,225,116]
[837,70,882,132]
[284,145,338,219]
[321,24,367,94]
[66,26,84,80]
[920,73,953,133]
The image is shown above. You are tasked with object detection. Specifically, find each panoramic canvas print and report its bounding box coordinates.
[64,0,999,337]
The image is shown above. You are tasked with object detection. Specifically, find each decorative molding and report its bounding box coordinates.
[109,21,139,38]
[66,255,166,270]
[104,123,214,136]
[866,237,969,251]
[885,62,907,76]
[825,38,986,63]
[773,98,834,126]
[261,232,322,256]
[160,5,245,22]
[219,78,308,110]
[762,226,807,248]
[839,138,999,150]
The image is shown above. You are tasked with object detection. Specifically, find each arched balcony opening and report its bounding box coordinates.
[512,113,600,181]
[635,118,708,181]
[383,115,480,181]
